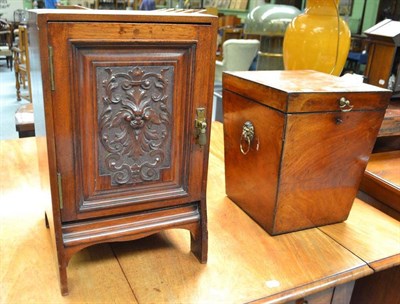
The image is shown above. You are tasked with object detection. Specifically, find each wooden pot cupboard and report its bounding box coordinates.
[28,9,217,295]
[223,70,392,235]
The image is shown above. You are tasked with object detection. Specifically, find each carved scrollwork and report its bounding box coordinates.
[97,66,173,185]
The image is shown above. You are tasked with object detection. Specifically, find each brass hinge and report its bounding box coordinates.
[57,172,63,209]
[48,46,55,91]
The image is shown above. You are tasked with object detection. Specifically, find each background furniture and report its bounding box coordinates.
[372,101,400,153]
[13,9,28,28]
[344,34,369,75]
[213,38,259,122]
[244,4,299,70]
[0,123,399,303]
[29,9,217,295]
[214,39,259,82]
[363,19,400,97]
[362,19,400,154]
[94,0,129,9]
[12,25,31,102]
[57,4,91,9]
[216,14,242,60]
[346,50,368,74]
[216,26,242,59]
[14,103,35,138]
[0,19,13,70]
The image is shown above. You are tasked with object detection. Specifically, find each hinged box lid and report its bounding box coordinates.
[223,70,391,113]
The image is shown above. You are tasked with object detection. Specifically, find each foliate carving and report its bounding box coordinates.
[97,66,174,185]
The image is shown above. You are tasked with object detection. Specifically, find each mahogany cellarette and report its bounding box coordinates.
[223,70,392,235]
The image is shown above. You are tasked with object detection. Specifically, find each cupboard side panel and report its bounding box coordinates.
[28,14,67,292]
[47,23,78,221]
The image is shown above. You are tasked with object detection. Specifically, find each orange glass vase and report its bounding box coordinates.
[283,0,351,76]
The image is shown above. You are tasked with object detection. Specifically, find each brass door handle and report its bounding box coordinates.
[195,108,207,147]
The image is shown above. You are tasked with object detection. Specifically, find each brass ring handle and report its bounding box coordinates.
[339,97,353,112]
[240,121,259,155]
[240,133,252,155]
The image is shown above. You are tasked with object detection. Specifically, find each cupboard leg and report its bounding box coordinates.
[44,212,49,228]
[190,221,208,263]
[59,263,69,296]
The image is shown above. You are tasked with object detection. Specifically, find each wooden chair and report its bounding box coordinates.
[215,39,259,82]
[12,25,32,102]
[12,9,29,47]
[216,27,243,61]
[0,19,13,70]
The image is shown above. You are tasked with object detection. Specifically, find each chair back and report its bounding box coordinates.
[18,25,29,65]
[223,39,259,71]
[13,9,29,26]
[215,39,260,82]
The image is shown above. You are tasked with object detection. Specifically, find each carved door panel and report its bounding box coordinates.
[48,22,213,222]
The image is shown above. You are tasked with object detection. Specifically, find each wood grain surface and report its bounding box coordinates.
[0,139,137,303]
[364,150,400,187]
[110,123,371,303]
[319,198,400,272]
[359,150,400,214]
[0,123,399,303]
[378,101,400,137]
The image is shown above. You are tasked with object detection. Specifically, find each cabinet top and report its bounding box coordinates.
[223,70,392,113]
[29,9,217,25]
[225,70,390,94]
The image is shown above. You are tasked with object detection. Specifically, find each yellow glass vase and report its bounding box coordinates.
[283,0,351,76]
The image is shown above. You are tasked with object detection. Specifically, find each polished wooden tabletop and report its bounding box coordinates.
[0,122,399,303]
[364,150,400,188]
[359,150,400,220]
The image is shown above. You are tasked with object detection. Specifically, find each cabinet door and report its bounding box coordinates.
[47,21,214,221]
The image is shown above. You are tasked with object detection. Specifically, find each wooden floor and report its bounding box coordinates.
[0,63,31,140]
[0,122,399,303]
